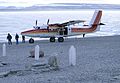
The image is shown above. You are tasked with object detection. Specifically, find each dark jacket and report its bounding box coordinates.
[15,34,19,40]
[7,34,12,40]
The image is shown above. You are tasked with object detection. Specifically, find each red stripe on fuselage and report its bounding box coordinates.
[21,29,57,34]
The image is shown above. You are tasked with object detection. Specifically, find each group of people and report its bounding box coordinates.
[7,33,25,45]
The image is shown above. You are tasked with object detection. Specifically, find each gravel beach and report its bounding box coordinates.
[0,35,120,83]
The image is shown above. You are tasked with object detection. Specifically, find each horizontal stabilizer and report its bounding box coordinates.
[99,23,105,25]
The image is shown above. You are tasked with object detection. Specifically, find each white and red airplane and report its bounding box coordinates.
[21,10,104,43]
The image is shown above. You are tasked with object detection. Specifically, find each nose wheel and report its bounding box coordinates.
[29,38,34,43]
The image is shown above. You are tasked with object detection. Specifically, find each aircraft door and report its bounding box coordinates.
[67,26,71,35]
[59,28,64,35]
[64,27,68,35]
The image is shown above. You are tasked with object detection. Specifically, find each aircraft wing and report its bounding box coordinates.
[61,20,85,26]
[48,20,85,28]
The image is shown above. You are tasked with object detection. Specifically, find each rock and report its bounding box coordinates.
[29,50,44,58]
[39,51,44,57]
[0,63,4,67]
[32,62,47,67]
[1,62,8,65]
[48,55,58,67]
[113,75,120,80]
[0,62,8,67]
[29,50,34,57]
[0,71,10,78]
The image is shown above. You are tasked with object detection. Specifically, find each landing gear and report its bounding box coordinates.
[58,37,64,42]
[49,37,64,42]
[50,37,55,42]
[29,38,34,43]
[83,34,85,38]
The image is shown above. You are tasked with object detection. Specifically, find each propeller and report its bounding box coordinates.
[35,20,38,26]
[47,19,50,32]
[47,19,49,25]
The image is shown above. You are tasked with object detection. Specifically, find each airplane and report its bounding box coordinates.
[21,10,104,43]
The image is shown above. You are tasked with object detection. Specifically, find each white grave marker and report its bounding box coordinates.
[69,45,76,66]
[3,44,6,56]
[35,45,39,60]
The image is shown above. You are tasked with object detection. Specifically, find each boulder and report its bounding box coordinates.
[29,50,44,58]
[48,55,58,67]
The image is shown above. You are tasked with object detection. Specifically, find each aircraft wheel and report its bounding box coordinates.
[29,38,34,43]
[50,37,55,42]
[58,37,64,42]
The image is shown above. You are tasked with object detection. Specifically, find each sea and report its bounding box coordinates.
[0,9,120,42]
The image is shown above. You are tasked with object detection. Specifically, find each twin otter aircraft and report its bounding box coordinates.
[21,10,103,43]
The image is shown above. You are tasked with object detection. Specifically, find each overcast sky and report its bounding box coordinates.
[0,0,120,7]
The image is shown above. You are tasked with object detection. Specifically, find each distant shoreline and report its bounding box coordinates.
[0,3,120,12]
[0,9,120,12]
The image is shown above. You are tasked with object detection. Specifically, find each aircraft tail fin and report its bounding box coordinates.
[89,10,102,26]
[89,10,102,31]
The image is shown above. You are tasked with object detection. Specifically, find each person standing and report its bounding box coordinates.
[15,33,19,44]
[22,35,25,43]
[7,33,12,45]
